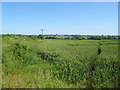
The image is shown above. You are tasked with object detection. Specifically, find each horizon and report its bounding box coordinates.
[1,33,118,36]
[2,2,118,35]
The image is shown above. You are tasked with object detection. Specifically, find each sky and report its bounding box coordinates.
[0,2,2,34]
[2,2,118,35]
[2,0,119,2]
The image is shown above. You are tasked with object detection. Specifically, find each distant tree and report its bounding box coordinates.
[29,36,36,40]
[82,36,87,40]
[38,34,44,39]
[64,37,71,40]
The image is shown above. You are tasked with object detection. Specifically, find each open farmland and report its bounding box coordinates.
[2,35,119,88]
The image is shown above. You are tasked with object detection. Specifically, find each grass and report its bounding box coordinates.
[2,35,119,88]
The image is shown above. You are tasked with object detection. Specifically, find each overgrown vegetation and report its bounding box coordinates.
[2,34,119,88]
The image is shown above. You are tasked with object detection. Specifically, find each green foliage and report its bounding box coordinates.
[2,35,119,88]
[38,34,44,39]
[29,35,37,40]
[45,35,118,40]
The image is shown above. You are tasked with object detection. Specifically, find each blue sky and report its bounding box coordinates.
[0,2,2,34]
[2,2,118,35]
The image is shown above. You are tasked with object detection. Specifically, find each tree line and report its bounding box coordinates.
[2,34,119,40]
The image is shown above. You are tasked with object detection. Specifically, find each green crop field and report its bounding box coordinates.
[2,35,120,88]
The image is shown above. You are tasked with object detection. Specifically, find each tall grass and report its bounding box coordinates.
[2,35,119,88]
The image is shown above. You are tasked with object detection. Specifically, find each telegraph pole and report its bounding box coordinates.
[41,29,44,39]
[41,29,44,35]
